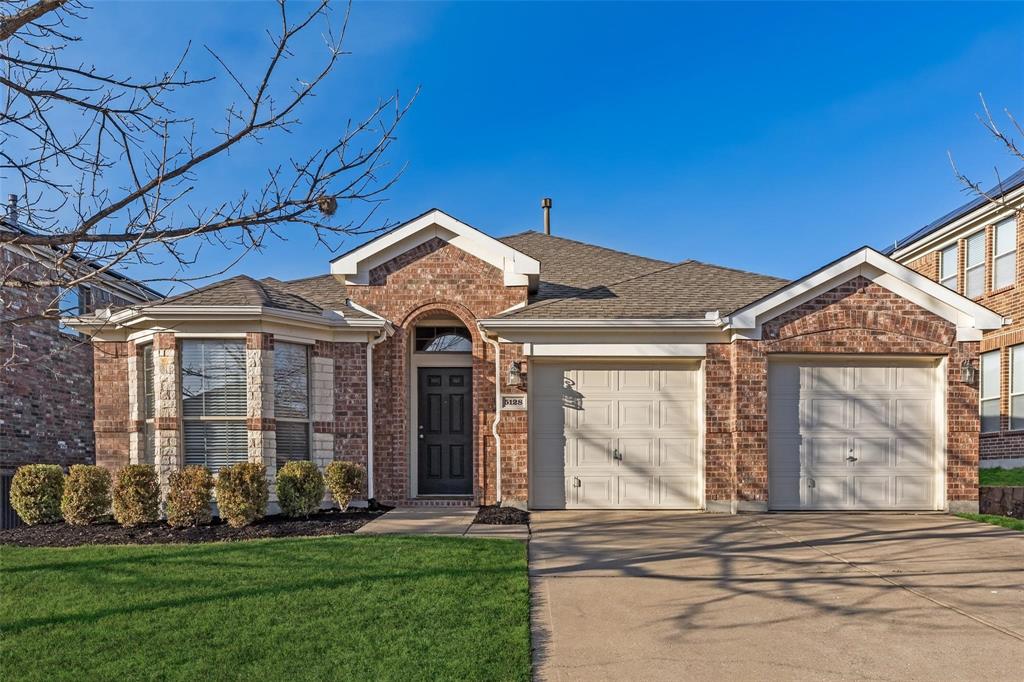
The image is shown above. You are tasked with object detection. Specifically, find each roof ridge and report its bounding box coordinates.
[255,277,324,312]
[498,230,670,265]
[274,272,335,285]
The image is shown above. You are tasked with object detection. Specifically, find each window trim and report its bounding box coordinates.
[993,217,1016,291]
[179,339,248,471]
[939,243,958,291]
[1011,345,1024,432]
[964,230,986,298]
[274,341,312,468]
[980,349,1001,434]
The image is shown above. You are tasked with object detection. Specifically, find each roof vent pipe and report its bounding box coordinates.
[541,197,552,235]
[7,194,18,223]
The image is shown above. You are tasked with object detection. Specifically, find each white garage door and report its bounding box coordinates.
[530,363,702,509]
[768,358,941,511]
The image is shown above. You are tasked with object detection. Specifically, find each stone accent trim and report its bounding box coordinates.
[245,334,275,475]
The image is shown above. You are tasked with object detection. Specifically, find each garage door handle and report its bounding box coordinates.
[612,449,622,461]
[846,455,858,462]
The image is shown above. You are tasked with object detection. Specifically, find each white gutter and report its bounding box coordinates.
[478,322,502,504]
[365,326,391,501]
[478,318,724,331]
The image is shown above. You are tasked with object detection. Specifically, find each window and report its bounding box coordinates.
[274,342,311,469]
[965,231,986,298]
[56,286,83,336]
[142,345,155,463]
[980,350,1001,433]
[940,244,958,291]
[414,326,471,353]
[993,218,1016,290]
[1012,346,1024,431]
[180,340,247,471]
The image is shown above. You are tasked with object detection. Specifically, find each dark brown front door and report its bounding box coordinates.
[417,367,473,495]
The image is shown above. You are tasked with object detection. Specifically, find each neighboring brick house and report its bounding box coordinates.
[70,208,1001,514]
[1,214,161,479]
[887,170,1024,468]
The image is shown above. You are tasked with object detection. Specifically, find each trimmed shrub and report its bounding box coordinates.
[166,466,214,527]
[277,461,326,518]
[215,462,268,528]
[324,461,365,510]
[9,464,64,525]
[61,464,112,525]
[111,465,160,527]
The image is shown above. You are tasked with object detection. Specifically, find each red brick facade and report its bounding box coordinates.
[345,237,528,504]
[704,276,980,507]
[904,211,1024,462]
[1,249,133,474]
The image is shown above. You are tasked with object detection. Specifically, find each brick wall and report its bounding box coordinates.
[346,237,528,504]
[903,210,1024,462]
[705,275,980,509]
[1,249,132,473]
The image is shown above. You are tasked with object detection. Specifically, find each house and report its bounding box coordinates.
[68,207,1002,513]
[887,171,1024,470]
[1,202,161,525]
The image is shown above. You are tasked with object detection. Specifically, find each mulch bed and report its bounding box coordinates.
[0,508,387,548]
[474,505,529,525]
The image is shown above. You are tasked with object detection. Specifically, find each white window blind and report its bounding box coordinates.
[965,231,986,298]
[181,340,247,470]
[1011,345,1024,432]
[940,244,958,291]
[993,218,1016,290]
[274,342,311,468]
[980,350,1000,433]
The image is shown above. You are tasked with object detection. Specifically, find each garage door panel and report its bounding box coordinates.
[807,437,849,468]
[660,476,699,507]
[853,398,889,429]
[660,400,698,429]
[619,370,655,391]
[810,399,847,429]
[660,437,698,468]
[531,363,702,510]
[619,438,654,466]
[769,359,939,511]
[619,400,654,429]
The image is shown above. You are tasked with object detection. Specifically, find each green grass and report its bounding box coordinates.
[956,513,1024,532]
[0,536,531,681]
[979,467,1024,486]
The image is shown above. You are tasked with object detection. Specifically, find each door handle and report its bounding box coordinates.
[846,455,857,462]
[612,449,623,461]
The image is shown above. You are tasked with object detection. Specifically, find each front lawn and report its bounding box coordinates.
[956,513,1024,532]
[979,467,1024,486]
[0,536,530,681]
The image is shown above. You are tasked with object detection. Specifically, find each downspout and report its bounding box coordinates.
[478,322,502,504]
[365,326,390,501]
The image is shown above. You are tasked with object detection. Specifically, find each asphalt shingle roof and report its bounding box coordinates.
[497,231,670,301]
[496,259,788,320]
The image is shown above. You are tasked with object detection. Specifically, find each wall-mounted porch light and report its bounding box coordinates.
[506,360,525,388]
[960,358,977,386]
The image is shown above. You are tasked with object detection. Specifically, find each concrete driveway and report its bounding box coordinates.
[530,512,1024,681]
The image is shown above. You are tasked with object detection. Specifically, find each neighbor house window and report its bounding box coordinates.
[56,285,83,336]
[415,326,471,353]
[980,350,1001,433]
[142,345,155,463]
[1011,345,1024,431]
[274,342,311,470]
[993,218,1016,290]
[180,340,247,471]
[965,231,986,298]
[940,244,958,291]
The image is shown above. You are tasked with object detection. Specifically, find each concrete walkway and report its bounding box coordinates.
[530,511,1024,681]
[355,507,529,539]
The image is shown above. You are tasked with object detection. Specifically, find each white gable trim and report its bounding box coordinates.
[329,209,540,288]
[725,247,1005,341]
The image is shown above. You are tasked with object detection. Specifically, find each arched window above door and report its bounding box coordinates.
[414,325,471,353]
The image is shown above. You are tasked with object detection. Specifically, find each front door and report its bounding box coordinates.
[417,367,473,495]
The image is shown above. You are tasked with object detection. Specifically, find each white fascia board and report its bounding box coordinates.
[726,247,1003,338]
[479,318,722,331]
[526,343,707,357]
[889,192,1024,262]
[329,209,539,287]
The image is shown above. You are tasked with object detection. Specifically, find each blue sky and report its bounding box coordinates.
[31,1,1024,289]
